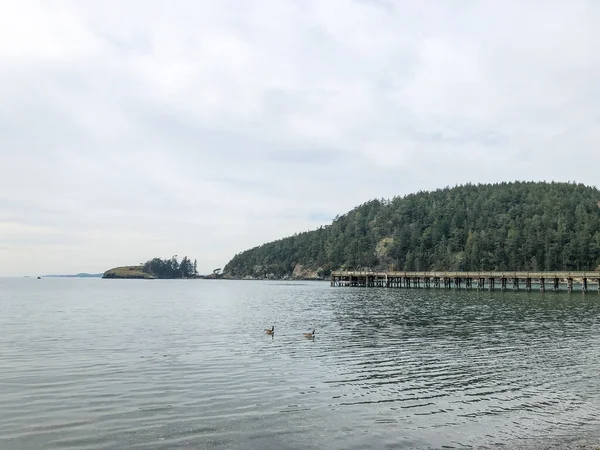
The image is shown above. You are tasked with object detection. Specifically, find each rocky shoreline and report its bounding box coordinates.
[100,266,325,281]
[101,261,329,281]
[221,263,328,281]
[219,274,326,281]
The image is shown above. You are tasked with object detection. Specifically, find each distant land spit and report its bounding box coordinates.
[42,273,103,278]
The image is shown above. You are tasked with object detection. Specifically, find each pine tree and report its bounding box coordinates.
[140,255,199,279]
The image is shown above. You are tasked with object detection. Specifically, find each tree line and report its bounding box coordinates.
[224,182,600,278]
[143,256,198,279]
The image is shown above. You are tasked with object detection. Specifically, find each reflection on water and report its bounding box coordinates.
[1,279,600,449]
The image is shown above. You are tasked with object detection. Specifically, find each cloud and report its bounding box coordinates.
[1,0,599,275]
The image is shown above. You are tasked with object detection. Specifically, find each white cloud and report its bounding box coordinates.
[1,0,599,276]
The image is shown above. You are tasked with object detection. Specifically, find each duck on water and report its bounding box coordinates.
[303,329,315,338]
[264,326,315,338]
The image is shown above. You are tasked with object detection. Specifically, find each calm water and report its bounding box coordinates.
[1,279,600,449]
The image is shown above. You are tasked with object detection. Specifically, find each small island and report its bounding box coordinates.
[102,266,156,279]
[103,256,199,279]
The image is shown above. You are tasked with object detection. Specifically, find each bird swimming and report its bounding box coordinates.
[265,326,275,335]
[303,329,315,338]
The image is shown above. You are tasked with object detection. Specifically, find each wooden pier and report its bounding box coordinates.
[330,271,600,292]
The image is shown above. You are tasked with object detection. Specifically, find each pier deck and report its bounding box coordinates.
[330,271,600,292]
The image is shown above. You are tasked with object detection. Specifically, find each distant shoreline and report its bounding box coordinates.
[101,264,328,281]
[42,273,103,278]
[31,278,328,281]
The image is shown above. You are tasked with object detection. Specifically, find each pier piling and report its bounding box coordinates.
[330,271,600,293]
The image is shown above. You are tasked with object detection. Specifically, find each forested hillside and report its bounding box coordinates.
[224,182,600,278]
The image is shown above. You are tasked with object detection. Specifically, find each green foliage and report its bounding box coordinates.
[224,182,600,277]
[143,255,198,279]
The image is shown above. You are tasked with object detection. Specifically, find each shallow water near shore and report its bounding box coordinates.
[1,278,600,449]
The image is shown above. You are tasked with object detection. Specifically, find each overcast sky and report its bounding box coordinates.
[1,0,599,276]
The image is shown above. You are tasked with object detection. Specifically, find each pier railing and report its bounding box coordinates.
[330,271,600,292]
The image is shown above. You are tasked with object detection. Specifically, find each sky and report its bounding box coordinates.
[1,0,599,276]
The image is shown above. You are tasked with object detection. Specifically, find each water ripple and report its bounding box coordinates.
[1,279,600,449]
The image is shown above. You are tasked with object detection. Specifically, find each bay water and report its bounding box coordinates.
[1,278,600,449]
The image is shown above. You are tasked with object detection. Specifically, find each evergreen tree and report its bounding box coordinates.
[180,256,192,278]
[142,255,199,279]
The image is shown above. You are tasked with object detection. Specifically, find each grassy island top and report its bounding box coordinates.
[102,266,155,279]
